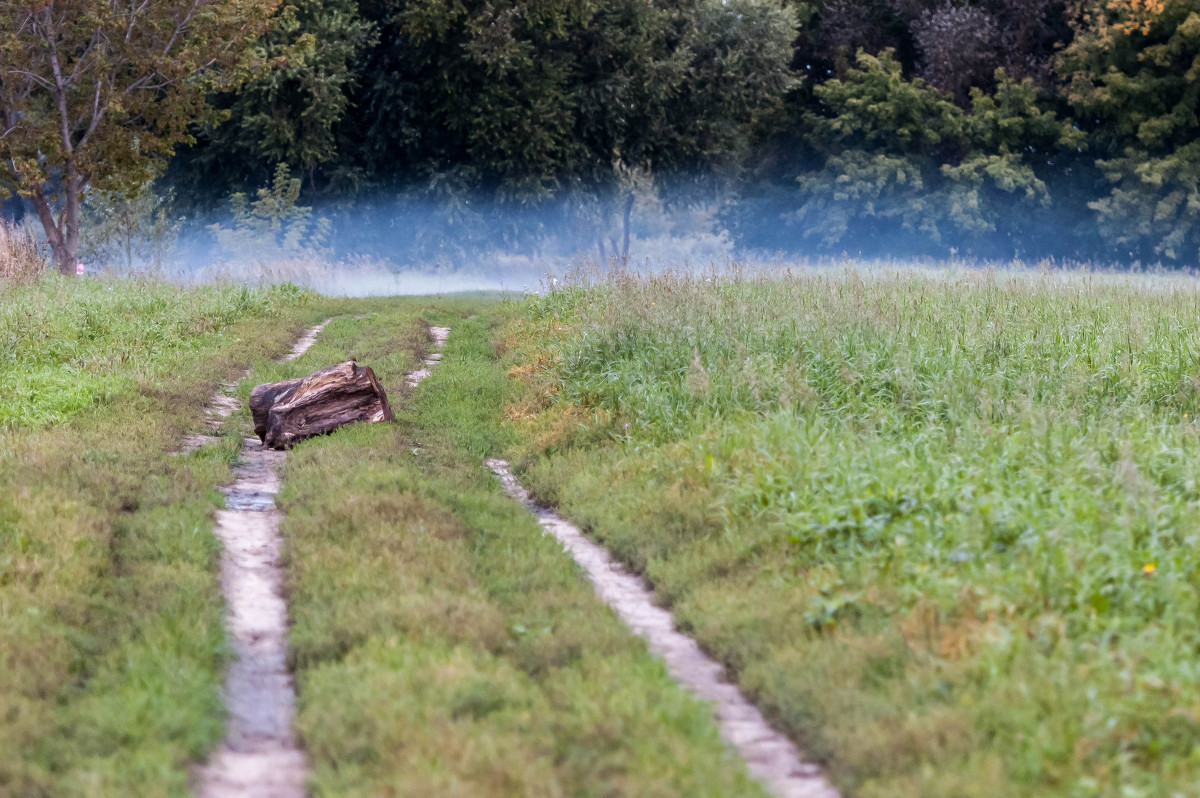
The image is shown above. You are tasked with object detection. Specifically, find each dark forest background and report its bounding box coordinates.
[87,0,1200,265]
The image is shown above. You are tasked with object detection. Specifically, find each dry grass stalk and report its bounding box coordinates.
[0,221,48,284]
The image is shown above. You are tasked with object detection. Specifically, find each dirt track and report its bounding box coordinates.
[191,320,833,797]
[193,321,332,798]
[486,459,839,798]
[194,320,452,797]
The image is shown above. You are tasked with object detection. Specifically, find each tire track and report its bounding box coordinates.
[405,325,451,386]
[193,319,331,798]
[485,460,840,798]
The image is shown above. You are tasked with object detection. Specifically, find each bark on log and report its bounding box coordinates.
[248,360,394,450]
[248,377,304,442]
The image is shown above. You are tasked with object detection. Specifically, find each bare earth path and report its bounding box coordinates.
[193,320,332,798]
[405,324,451,386]
[485,460,840,798]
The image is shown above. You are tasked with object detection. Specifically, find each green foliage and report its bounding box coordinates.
[209,164,332,260]
[796,51,1080,250]
[177,0,796,223]
[200,0,376,190]
[0,0,277,272]
[1059,0,1200,261]
[378,0,796,197]
[797,51,963,246]
[946,73,1085,233]
[148,0,1200,264]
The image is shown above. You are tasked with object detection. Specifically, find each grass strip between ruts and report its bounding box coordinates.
[277,300,768,797]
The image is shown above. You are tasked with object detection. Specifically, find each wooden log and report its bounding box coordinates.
[249,360,394,450]
[248,377,304,442]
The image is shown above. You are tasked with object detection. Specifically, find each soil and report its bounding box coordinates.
[192,320,332,798]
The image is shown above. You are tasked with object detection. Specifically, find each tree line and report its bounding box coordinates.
[3,0,1200,271]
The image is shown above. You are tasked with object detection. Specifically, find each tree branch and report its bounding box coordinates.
[41,8,76,157]
[5,69,54,90]
[163,0,202,57]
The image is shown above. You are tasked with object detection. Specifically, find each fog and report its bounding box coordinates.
[7,179,1195,296]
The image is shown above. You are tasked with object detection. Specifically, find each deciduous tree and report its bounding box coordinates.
[1058,0,1200,261]
[0,0,277,274]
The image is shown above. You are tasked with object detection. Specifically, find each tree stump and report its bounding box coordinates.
[249,360,394,449]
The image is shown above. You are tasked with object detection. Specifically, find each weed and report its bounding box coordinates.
[0,221,47,284]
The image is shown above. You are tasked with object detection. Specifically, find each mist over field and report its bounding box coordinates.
[9,0,1200,281]
[9,178,1173,298]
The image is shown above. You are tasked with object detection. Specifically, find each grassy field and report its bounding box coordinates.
[0,275,323,796]
[1,276,768,796]
[8,264,1198,798]
[505,267,1200,798]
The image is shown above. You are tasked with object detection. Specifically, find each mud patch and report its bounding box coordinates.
[485,459,839,798]
[181,391,240,453]
[283,319,333,363]
[193,320,331,798]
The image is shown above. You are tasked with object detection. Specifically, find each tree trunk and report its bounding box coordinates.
[248,377,304,442]
[621,192,634,260]
[30,190,68,274]
[249,360,394,450]
[63,161,80,274]
[29,175,81,276]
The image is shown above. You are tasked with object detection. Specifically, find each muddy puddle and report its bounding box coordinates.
[485,459,839,798]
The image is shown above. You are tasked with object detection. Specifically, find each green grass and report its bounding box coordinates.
[507,267,1200,798]
[271,301,769,797]
[0,275,322,796]
[2,279,771,796]
[17,265,1187,798]
[0,276,310,427]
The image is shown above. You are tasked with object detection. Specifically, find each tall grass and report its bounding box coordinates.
[509,265,1200,798]
[0,220,47,284]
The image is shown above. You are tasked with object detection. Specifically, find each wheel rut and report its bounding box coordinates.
[192,319,829,797]
[405,324,450,386]
[485,459,840,798]
[193,319,331,798]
